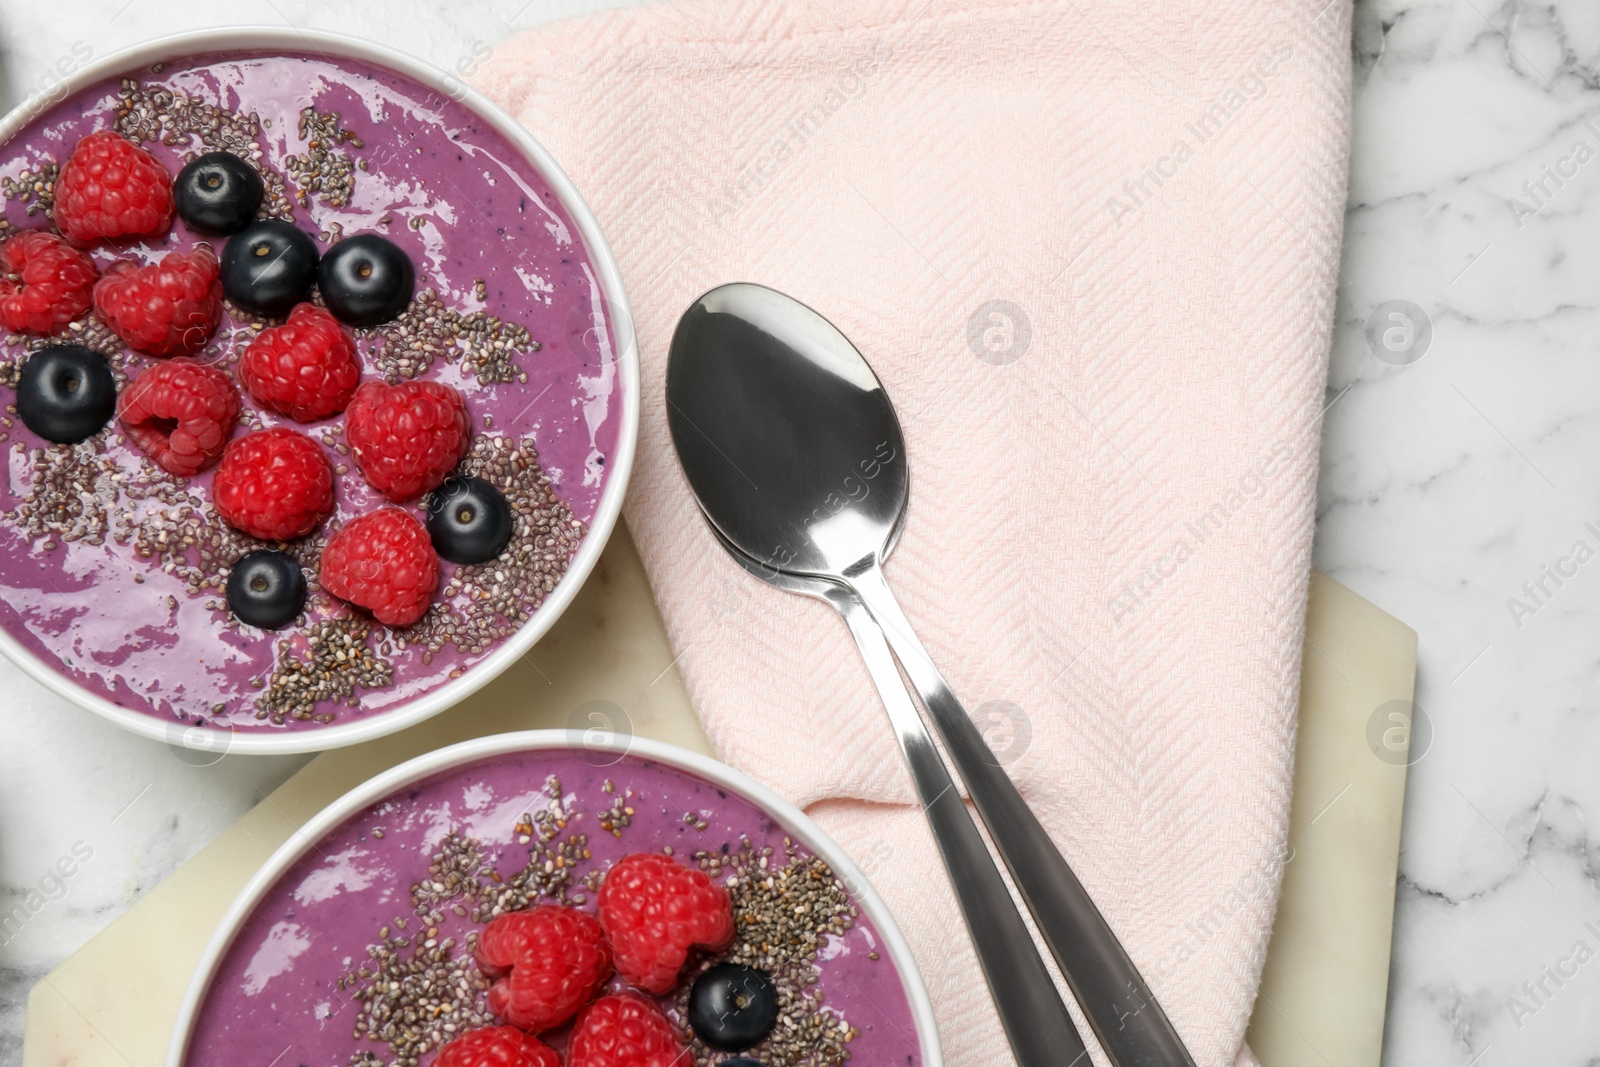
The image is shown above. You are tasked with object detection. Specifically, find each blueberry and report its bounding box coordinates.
[17,344,116,444]
[226,550,307,630]
[719,1061,764,1067]
[222,220,319,318]
[688,964,779,1052]
[425,476,513,565]
[174,152,264,236]
[318,234,414,327]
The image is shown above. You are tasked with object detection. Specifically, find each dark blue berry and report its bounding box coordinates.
[688,964,779,1052]
[174,152,264,236]
[226,550,306,630]
[318,234,414,327]
[222,220,319,318]
[17,344,115,444]
[719,1061,763,1067]
[425,476,513,565]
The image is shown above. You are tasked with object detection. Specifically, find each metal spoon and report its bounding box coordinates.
[708,521,1088,1066]
[666,283,1197,1067]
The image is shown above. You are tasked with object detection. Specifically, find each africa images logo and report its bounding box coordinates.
[1105,43,1293,227]
[1109,441,1295,623]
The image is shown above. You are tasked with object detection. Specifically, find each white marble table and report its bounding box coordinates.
[1324,2,1600,1063]
[0,1,1593,1064]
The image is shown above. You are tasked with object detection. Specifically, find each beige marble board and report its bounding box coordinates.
[22,530,1416,1067]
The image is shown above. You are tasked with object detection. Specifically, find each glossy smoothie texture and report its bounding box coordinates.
[184,750,922,1067]
[0,51,621,730]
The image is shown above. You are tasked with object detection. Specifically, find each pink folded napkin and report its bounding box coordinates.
[477,2,1350,1063]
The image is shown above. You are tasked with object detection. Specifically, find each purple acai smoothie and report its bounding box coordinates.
[184,748,923,1067]
[0,50,623,732]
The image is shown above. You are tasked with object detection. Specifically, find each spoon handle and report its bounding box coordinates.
[823,584,1090,1067]
[847,564,1199,1067]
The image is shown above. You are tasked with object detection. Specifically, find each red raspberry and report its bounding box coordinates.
[54,130,173,244]
[93,246,222,357]
[568,994,689,1067]
[597,853,735,995]
[344,379,470,502]
[238,303,361,422]
[0,230,97,334]
[117,359,239,476]
[476,906,613,1032]
[211,428,335,541]
[434,1026,558,1067]
[320,508,439,626]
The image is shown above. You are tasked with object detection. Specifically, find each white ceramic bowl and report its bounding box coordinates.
[166,731,943,1065]
[0,29,638,755]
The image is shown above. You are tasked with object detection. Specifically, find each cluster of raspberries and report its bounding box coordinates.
[435,852,736,1067]
[0,131,469,626]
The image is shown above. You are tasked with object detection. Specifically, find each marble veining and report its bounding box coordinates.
[1325,1,1600,1063]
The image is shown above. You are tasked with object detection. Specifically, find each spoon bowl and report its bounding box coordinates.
[667,283,905,576]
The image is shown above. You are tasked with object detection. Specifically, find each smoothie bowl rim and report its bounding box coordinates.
[166,729,944,1067]
[0,27,640,755]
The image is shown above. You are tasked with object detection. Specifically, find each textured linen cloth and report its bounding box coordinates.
[477,3,1350,1064]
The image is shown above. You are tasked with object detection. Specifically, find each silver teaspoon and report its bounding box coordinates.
[706,520,1088,1067]
[666,283,1197,1067]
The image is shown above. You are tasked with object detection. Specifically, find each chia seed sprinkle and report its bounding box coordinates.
[111,80,295,220]
[117,456,327,600]
[221,298,282,332]
[344,777,601,1066]
[2,314,132,390]
[394,434,585,657]
[679,838,863,1067]
[364,288,537,385]
[337,777,868,1067]
[598,790,635,837]
[0,160,57,218]
[5,438,121,544]
[344,919,493,1067]
[50,316,126,361]
[285,106,362,208]
[258,616,393,725]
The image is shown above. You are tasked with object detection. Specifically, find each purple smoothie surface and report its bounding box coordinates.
[0,50,623,732]
[183,748,923,1067]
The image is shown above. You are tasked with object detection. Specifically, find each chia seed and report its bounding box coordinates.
[0,160,57,218]
[364,288,537,385]
[679,838,863,1067]
[119,455,327,600]
[112,80,295,220]
[5,437,121,545]
[339,780,866,1067]
[394,434,585,657]
[51,317,126,363]
[344,777,599,1066]
[344,919,493,1067]
[598,790,635,837]
[258,616,393,725]
[2,311,131,389]
[284,106,362,209]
